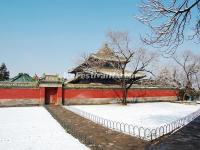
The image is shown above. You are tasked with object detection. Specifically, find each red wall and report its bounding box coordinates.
[0,88,40,99]
[0,87,62,105]
[0,87,178,105]
[64,88,178,99]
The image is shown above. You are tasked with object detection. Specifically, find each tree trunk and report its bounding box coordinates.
[122,88,128,105]
[183,92,187,101]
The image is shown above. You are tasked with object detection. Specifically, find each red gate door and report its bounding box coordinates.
[45,87,58,104]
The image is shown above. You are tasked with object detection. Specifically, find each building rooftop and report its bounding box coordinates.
[90,44,126,62]
[10,73,35,82]
[39,74,63,83]
[69,44,127,74]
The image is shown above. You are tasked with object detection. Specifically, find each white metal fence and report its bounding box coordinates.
[66,106,200,141]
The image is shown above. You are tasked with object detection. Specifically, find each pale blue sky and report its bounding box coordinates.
[0,0,199,77]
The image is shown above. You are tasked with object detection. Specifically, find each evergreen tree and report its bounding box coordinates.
[0,63,10,81]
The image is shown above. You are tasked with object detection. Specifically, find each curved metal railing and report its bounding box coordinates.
[66,106,200,141]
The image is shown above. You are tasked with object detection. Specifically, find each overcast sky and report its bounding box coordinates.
[0,0,199,77]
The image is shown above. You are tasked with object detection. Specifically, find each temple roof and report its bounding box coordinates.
[94,68,145,78]
[67,68,145,83]
[69,45,127,73]
[39,74,63,83]
[82,67,145,78]
[90,44,126,62]
[10,73,35,82]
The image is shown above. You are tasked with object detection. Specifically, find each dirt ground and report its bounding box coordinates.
[45,105,149,150]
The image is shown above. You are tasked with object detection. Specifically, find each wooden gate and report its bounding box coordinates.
[45,87,58,104]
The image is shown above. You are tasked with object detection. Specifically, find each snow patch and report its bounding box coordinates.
[65,102,200,129]
[0,107,89,150]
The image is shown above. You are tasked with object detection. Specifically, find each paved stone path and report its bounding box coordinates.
[148,116,200,150]
[45,105,148,150]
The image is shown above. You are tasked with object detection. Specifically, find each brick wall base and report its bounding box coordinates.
[0,99,42,107]
[64,96,177,105]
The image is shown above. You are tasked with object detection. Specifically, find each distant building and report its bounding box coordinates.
[9,73,35,82]
[69,44,145,84]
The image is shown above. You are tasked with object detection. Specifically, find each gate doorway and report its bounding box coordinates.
[45,87,58,104]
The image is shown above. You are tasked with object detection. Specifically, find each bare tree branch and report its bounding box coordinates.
[137,0,200,55]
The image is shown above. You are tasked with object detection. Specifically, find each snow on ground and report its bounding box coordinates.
[0,107,89,150]
[65,102,200,129]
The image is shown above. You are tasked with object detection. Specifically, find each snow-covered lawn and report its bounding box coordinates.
[0,107,89,150]
[65,102,200,129]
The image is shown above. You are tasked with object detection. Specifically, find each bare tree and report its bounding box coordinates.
[194,72,200,90]
[154,65,184,87]
[107,31,157,105]
[137,0,200,55]
[172,50,200,100]
[156,67,173,86]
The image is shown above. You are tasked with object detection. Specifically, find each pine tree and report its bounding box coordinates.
[0,63,10,81]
